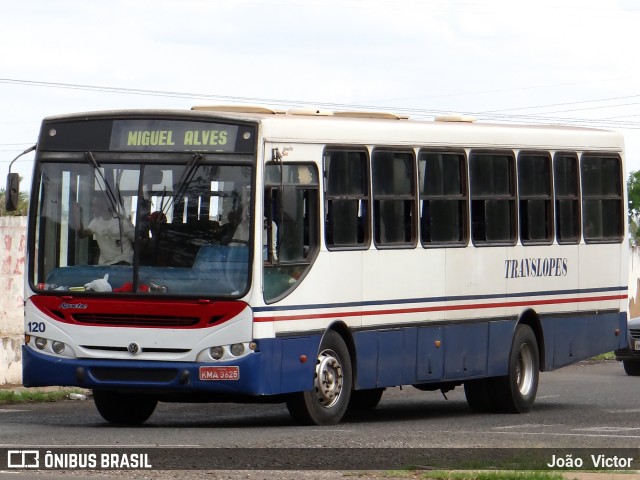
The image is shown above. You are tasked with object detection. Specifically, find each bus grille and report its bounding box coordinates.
[81,345,190,354]
[72,313,199,327]
[90,367,177,383]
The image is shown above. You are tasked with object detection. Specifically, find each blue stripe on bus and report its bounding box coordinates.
[23,310,627,393]
[252,285,628,313]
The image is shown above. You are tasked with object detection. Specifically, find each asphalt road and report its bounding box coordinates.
[1,360,639,479]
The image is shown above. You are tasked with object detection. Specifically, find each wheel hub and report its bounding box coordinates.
[314,349,343,408]
[516,343,534,396]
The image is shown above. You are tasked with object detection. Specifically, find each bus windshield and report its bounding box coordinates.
[32,158,253,297]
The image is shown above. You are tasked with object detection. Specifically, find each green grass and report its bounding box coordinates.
[376,471,565,480]
[589,351,616,361]
[0,388,87,405]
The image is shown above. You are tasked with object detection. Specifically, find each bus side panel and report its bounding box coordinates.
[376,329,405,387]
[353,329,417,389]
[542,312,626,370]
[279,335,321,393]
[353,331,379,389]
[443,323,489,379]
[416,326,444,382]
[356,321,509,388]
[486,319,516,377]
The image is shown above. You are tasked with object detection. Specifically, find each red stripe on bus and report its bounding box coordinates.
[253,294,627,322]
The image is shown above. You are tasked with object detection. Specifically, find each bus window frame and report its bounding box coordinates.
[28,151,257,298]
[263,161,321,304]
[371,148,418,250]
[469,149,518,247]
[322,146,371,251]
[580,152,624,244]
[553,151,581,245]
[417,148,469,248]
[517,150,554,246]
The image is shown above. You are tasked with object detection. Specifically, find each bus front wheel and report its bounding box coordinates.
[286,330,353,425]
[93,390,158,425]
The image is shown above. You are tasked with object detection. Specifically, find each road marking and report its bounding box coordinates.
[493,424,560,429]
[0,409,28,413]
[490,431,640,439]
[574,427,640,432]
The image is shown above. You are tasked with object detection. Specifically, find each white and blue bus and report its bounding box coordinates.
[7,106,628,425]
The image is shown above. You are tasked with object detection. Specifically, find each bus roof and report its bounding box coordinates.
[42,106,624,152]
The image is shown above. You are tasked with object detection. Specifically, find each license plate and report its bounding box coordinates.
[199,366,240,381]
[634,340,640,351]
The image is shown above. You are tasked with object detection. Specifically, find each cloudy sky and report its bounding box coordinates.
[1,0,640,189]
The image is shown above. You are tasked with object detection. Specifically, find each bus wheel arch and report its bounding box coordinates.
[326,320,357,380]
[518,308,546,372]
[492,320,540,413]
[285,325,354,425]
[465,312,542,414]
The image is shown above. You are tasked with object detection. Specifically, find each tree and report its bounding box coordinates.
[628,170,640,245]
[0,187,29,216]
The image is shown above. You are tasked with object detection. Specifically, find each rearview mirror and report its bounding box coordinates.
[5,173,19,212]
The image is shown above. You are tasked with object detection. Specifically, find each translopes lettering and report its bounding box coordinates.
[505,257,568,279]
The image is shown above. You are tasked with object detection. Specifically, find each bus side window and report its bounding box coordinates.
[263,163,320,303]
[324,149,370,249]
[372,150,417,248]
[581,154,623,243]
[518,152,553,244]
[553,153,581,244]
[470,151,517,245]
[418,150,468,246]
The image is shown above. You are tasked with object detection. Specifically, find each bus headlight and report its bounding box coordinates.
[35,337,47,350]
[210,346,224,360]
[52,341,66,354]
[230,343,245,356]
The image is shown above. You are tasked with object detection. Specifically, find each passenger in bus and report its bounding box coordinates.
[217,208,243,244]
[74,195,135,266]
[264,216,278,262]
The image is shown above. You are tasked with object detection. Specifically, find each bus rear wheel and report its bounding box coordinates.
[464,379,493,412]
[286,330,353,425]
[348,388,385,411]
[492,324,539,413]
[93,390,158,425]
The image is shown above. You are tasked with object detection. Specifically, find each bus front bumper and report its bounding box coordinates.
[21,345,273,396]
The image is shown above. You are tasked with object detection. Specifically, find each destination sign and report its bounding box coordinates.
[38,116,256,154]
[110,120,241,152]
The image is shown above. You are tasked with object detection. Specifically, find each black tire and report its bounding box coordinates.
[623,360,640,376]
[93,390,158,425]
[286,330,353,425]
[348,388,385,411]
[491,324,539,413]
[464,379,494,413]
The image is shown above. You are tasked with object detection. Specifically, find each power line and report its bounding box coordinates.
[2,77,640,130]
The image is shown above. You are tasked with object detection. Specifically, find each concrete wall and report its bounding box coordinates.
[629,247,640,319]
[1,217,640,385]
[0,216,27,384]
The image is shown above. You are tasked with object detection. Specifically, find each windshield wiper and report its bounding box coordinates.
[85,152,121,214]
[84,151,126,253]
[162,153,204,218]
